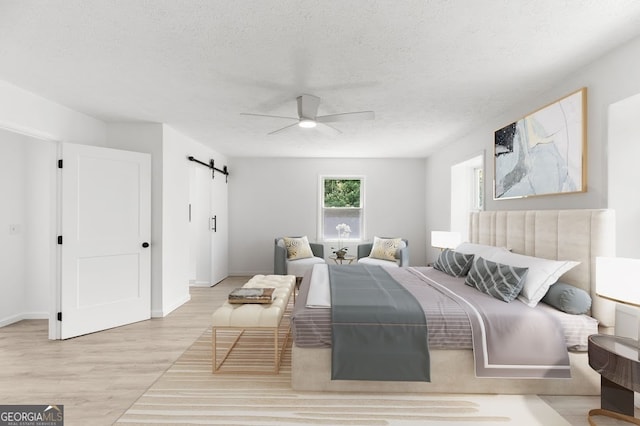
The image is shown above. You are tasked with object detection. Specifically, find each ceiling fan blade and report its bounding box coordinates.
[297,94,321,119]
[240,113,298,121]
[317,122,342,136]
[267,122,300,135]
[316,111,375,123]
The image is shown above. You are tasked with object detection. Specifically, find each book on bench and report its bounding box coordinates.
[228,287,275,304]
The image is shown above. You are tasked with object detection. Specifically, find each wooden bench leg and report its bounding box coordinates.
[211,327,216,374]
[212,327,283,374]
[274,328,279,373]
[279,324,291,371]
[212,327,245,374]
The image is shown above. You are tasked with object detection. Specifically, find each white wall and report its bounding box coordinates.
[160,126,192,314]
[608,92,640,258]
[0,132,27,325]
[425,34,640,262]
[0,130,55,326]
[24,138,56,317]
[0,80,107,146]
[228,158,427,275]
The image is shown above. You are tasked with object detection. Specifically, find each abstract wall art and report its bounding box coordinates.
[494,88,587,199]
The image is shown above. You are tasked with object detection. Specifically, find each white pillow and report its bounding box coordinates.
[455,242,509,259]
[489,250,580,307]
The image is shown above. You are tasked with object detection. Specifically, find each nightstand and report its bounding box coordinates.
[588,334,640,425]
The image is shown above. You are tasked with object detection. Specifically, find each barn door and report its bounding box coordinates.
[210,170,228,285]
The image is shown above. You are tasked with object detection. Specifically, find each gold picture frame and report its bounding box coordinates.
[494,88,587,199]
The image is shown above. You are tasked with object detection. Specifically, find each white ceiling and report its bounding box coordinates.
[2,1,640,158]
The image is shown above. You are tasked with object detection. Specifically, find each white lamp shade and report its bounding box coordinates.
[431,231,462,250]
[596,257,640,306]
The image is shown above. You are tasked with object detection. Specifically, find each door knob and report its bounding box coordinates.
[142,242,150,248]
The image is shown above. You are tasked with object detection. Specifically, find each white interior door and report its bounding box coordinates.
[210,173,228,285]
[59,143,151,339]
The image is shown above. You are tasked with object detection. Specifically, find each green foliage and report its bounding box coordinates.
[324,179,361,207]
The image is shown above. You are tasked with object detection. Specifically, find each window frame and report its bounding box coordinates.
[317,175,366,242]
[472,166,484,211]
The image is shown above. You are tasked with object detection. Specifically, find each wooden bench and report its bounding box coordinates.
[211,274,295,374]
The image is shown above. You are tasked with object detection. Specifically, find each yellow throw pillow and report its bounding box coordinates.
[369,237,402,261]
[283,236,314,260]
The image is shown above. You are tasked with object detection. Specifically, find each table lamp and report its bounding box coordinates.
[596,256,640,343]
[431,231,462,251]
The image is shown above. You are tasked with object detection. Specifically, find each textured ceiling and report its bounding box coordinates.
[2,1,640,158]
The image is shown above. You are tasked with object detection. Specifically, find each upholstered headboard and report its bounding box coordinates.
[469,209,616,327]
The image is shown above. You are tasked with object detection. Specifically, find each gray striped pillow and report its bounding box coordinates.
[465,256,528,303]
[433,249,474,277]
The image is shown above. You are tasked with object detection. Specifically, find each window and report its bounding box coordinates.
[320,177,364,241]
[450,154,484,239]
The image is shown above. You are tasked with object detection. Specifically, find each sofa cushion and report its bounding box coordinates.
[369,237,402,261]
[287,256,326,277]
[357,256,399,268]
[283,236,314,260]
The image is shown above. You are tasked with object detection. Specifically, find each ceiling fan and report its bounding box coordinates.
[241,94,374,135]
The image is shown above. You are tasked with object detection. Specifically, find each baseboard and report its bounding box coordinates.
[0,311,48,328]
[21,312,49,320]
[152,293,192,318]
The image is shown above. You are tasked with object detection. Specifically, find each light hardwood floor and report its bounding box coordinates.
[0,276,632,426]
[0,276,247,425]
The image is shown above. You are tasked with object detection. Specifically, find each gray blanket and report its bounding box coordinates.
[406,268,571,378]
[329,265,430,381]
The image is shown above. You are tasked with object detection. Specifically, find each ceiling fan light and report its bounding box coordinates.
[299,119,317,128]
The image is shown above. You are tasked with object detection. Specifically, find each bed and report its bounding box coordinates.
[290,209,616,395]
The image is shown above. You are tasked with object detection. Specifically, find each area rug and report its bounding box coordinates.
[116,327,570,425]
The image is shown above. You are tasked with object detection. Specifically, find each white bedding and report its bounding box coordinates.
[536,302,598,351]
[306,264,330,308]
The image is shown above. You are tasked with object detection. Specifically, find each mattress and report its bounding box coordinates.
[292,266,597,351]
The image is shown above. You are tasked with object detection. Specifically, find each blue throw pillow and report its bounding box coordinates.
[465,256,528,303]
[542,282,592,315]
[433,249,474,277]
